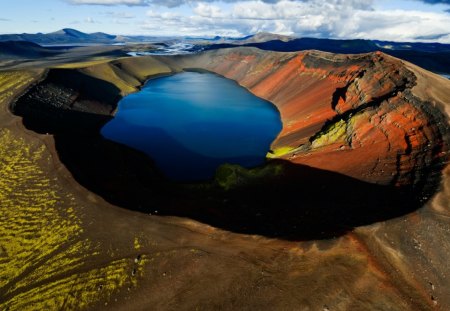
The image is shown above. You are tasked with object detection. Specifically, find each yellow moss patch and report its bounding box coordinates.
[0,71,37,106]
[266,146,296,158]
[0,130,79,291]
[134,237,141,250]
[0,129,146,310]
[311,119,347,148]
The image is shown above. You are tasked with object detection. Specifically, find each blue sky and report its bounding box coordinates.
[1,0,450,42]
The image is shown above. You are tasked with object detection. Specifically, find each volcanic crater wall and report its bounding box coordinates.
[175,48,449,190]
[4,48,450,311]
[11,48,450,194]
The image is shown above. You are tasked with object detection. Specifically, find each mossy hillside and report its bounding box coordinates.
[80,62,139,96]
[113,56,174,82]
[0,70,150,310]
[0,128,149,310]
[48,57,176,106]
[266,146,297,158]
[0,71,38,108]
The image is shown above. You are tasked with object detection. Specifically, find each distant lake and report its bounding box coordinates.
[441,74,450,79]
[101,72,282,181]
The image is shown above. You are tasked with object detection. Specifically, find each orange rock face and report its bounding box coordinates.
[182,48,449,187]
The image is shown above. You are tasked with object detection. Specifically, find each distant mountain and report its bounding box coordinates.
[205,37,450,75]
[234,32,294,44]
[49,28,90,39]
[0,28,118,45]
[0,28,206,45]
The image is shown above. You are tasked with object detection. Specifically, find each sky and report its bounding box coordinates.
[1,0,450,42]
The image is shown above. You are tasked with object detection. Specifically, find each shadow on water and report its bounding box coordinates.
[102,121,268,181]
[11,69,442,241]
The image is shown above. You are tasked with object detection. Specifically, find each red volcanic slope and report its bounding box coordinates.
[179,48,449,187]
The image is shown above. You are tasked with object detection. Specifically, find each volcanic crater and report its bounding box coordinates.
[2,46,450,310]
[10,48,450,240]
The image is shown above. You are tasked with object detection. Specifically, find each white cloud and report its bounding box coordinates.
[148,0,282,7]
[68,0,450,42]
[193,3,226,18]
[144,8,245,36]
[104,11,136,18]
[83,17,101,24]
[138,0,450,42]
[70,0,286,7]
[346,10,450,42]
[70,0,149,6]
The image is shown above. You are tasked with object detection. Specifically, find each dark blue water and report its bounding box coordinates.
[101,72,282,181]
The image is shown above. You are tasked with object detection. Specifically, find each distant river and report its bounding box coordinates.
[101,72,282,181]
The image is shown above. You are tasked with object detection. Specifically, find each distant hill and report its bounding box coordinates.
[0,41,58,58]
[205,37,450,75]
[0,28,191,45]
[49,28,90,39]
[0,28,118,45]
[234,32,294,44]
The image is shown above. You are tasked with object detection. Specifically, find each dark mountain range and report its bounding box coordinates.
[0,28,191,46]
[206,37,450,53]
[0,28,118,45]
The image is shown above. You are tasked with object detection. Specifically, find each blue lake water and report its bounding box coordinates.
[101,72,282,181]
